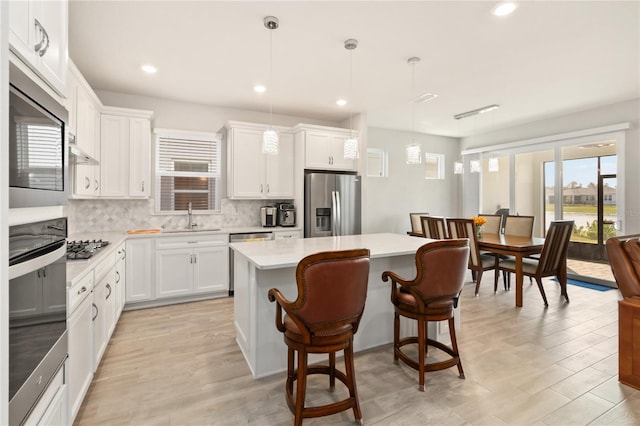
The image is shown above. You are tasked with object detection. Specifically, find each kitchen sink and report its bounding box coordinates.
[162,228,221,233]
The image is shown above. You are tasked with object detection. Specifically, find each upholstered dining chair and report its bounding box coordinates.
[504,215,535,237]
[381,239,469,391]
[268,249,370,426]
[605,234,640,390]
[409,212,429,235]
[495,220,574,306]
[479,214,502,235]
[447,218,499,295]
[420,216,448,239]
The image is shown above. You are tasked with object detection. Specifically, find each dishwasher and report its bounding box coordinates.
[229,232,274,296]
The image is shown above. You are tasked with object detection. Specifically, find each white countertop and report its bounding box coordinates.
[124,225,301,238]
[229,233,430,270]
[67,232,127,285]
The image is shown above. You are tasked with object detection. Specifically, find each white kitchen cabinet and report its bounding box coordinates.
[114,243,126,319]
[125,238,154,303]
[296,125,357,171]
[70,61,101,197]
[226,121,294,199]
[100,109,152,198]
[155,234,229,298]
[67,272,93,423]
[8,0,68,95]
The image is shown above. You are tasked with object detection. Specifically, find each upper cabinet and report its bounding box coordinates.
[226,121,294,200]
[100,108,153,198]
[295,125,357,171]
[9,0,68,96]
[68,61,102,197]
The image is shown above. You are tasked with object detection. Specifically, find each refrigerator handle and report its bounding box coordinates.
[335,191,342,236]
[331,191,337,235]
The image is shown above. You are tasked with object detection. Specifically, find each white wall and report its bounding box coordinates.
[364,127,460,234]
[461,98,640,234]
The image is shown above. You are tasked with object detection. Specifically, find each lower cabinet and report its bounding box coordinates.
[67,271,94,423]
[125,238,154,302]
[155,234,229,298]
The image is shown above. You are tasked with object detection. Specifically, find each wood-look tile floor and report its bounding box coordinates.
[75,272,640,425]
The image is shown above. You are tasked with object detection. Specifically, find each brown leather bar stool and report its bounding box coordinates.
[268,249,370,425]
[382,239,469,391]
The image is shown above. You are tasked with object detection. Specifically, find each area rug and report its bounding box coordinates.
[552,277,614,292]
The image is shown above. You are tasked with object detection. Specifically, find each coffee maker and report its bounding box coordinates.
[276,203,296,227]
[260,206,277,227]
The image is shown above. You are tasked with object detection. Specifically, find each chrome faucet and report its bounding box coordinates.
[187,202,195,229]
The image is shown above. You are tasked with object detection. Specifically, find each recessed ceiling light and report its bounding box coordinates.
[254,85,266,93]
[336,99,347,106]
[492,2,518,16]
[141,64,157,74]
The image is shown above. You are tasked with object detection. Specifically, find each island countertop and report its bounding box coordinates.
[229,232,430,270]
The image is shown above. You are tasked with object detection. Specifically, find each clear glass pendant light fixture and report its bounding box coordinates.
[262,16,279,155]
[406,57,422,164]
[343,39,359,160]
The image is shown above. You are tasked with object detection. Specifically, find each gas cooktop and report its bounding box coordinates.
[67,239,110,260]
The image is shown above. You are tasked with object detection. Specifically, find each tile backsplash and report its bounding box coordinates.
[66,198,291,235]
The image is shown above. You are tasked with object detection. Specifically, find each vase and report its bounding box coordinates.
[476,225,483,238]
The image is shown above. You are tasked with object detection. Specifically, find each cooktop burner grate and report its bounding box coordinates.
[67,239,110,260]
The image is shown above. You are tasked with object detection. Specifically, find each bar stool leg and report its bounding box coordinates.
[418,318,426,391]
[448,317,465,379]
[294,349,308,426]
[393,312,400,365]
[344,341,363,423]
[329,352,336,390]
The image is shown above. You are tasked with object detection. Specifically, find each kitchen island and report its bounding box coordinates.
[230,232,457,378]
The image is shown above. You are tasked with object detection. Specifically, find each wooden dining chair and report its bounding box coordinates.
[504,215,534,237]
[495,220,574,306]
[420,216,448,239]
[479,214,502,235]
[381,239,469,391]
[447,218,499,295]
[409,212,429,235]
[268,249,371,425]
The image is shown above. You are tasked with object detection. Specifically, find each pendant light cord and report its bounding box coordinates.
[349,47,353,138]
[269,28,273,129]
[411,60,415,144]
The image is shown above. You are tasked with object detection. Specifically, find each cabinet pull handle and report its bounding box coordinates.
[33,19,49,56]
[85,176,91,189]
[141,181,145,192]
[92,303,98,321]
[266,184,270,193]
[115,271,120,284]
[122,248,126,260]
[95,179,99,190]
[260,184,263,193]
[106,283,112,299]
[77,286,87,295]
[193,255,197,264]
[42,266,47,277]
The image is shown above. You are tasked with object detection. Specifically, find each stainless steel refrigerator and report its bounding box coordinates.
[304,171,361,238]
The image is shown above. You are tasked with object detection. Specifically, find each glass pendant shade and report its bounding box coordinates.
[470,160,481,173]
[262,129,279,155]
[454,161,464,174]
[344,137,359,160]
[406,144,422,164]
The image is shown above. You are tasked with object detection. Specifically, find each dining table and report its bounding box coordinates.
[477,233,546,307]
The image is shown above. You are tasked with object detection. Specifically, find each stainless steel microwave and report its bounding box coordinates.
[9,63,68,208]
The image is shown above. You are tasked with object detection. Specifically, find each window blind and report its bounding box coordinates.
[155,130,221,213]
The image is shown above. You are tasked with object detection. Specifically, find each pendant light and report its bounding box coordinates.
[262,16,279,155]
[343,38,359,160]
[406,57,422,164]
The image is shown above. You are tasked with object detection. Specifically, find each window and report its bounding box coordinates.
[366,148,388,177]
[424,153,445,180]
[154,129,221,213]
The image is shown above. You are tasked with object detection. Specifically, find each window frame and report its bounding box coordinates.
[153,128,222,215]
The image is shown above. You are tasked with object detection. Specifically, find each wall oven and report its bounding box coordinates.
[9,62,68,208]
[8,218,68,426]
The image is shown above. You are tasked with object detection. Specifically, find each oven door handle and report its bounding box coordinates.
[9,243,66,280]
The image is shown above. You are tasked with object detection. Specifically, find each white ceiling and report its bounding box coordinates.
[68,1,639,138]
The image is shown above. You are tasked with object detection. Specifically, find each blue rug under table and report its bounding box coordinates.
[551,277,614,292]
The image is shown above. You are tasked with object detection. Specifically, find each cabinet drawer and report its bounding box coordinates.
[94,251,116,282]
[274,230,301,239]
[68,270,93,317]
[155,234,228,250]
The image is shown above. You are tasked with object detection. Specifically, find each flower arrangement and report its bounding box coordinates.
[472,216,487,227]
